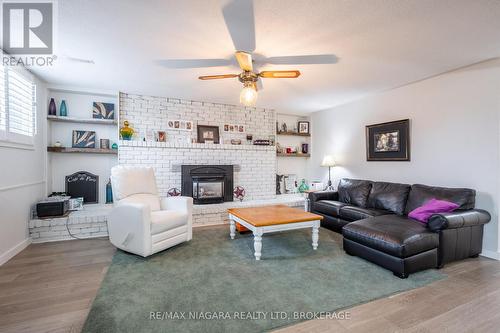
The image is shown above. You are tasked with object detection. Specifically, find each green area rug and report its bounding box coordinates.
[83,226,444,333]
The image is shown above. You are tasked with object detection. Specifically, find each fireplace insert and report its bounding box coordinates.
[181,165,233,204]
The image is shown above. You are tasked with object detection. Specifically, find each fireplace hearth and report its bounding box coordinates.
[181,165,233,204]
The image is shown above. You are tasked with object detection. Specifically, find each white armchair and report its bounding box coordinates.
[108,166,192,257]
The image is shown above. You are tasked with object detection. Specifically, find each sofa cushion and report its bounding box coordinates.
[367,181,411,215]
[339,206,391,222]
[342,215,439,258]
[338,179,372,207]
[119,193,161,211]
[313,200,347,217]
[405,184,475,214]
[150,210,188,234]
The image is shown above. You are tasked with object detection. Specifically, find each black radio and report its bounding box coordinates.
[36,199,69,218]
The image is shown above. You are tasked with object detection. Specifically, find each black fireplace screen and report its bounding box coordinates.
[181,165,233,204]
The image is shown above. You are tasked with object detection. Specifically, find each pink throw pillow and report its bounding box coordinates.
[408,198,459,223]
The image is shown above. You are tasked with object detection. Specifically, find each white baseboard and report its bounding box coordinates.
[0,238,32,266]
[480,249,500,260]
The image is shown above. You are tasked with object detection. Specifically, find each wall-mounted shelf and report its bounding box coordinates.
[277,153,310,158]
[47,147,118,155]
[277,131,310,137]
[47,115,117,125]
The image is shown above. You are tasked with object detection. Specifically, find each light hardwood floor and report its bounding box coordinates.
[1,231,499,333]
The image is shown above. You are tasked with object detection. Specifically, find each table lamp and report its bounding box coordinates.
[321,155,336,191]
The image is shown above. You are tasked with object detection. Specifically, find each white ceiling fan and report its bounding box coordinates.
[158,0,338,106]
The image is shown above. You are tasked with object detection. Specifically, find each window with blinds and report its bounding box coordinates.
[0,65,36,145]
[0,66,5,134]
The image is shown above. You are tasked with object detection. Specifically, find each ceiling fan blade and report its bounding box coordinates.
[261,54,338,65]
[155,59,231,69]
[259,70,301,78]
[235,51,253,71]
[222,0,256,52]
[198,74,239,80]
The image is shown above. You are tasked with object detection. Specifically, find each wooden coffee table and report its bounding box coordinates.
[227,205,323,260]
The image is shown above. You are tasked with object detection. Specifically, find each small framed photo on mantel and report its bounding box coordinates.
[366,119,410,161]
[197,125,220,144]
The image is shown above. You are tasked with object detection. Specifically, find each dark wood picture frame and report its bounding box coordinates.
[366,119,410,161]
[197,125,220,144]
[298,121,310,134]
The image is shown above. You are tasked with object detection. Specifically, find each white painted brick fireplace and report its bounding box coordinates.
[118,93,304,227]
[118,92,278,201]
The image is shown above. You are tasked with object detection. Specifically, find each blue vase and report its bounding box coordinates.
[59,100,67,116]
[106,179,113,203]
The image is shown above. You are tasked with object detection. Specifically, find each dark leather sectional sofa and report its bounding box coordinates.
[309,179,491,278]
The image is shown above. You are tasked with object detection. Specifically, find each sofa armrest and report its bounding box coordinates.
[427,209,491,232]
[108,202,152,256]
[309,191,339,205]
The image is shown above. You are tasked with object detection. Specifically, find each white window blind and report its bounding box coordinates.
[0,66,36,145]
[0,65,5,137]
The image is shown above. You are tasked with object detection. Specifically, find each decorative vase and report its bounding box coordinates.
[298,179,309,193]
[105,179,113,204]
[48,98,56,116]
[59,100,67,116]
[302,143,309,154]
[120,121,134,140]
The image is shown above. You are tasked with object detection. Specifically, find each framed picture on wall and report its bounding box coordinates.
[366,119,410,161]
[298,121,310,134]
[197,125,220,144]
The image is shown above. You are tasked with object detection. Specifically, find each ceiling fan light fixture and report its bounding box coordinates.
[240,81,257,106]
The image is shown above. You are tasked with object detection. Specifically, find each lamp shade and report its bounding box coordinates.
[321,155,336,167]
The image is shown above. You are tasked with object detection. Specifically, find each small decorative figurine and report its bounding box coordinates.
[298,179,309,193]
[120,120,134,140]
[233,186,246,202]
[167,188,181,197]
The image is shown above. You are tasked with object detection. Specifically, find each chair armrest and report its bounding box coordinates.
[108,202,152,256]
[309,191,339,204]
[160,196,193,212]
[427,209,491,232]
[160,196,193,241]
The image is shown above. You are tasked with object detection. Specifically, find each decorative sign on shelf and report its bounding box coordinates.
[72,130,96,148]
[65,171,99,203]
[93,102,115,119]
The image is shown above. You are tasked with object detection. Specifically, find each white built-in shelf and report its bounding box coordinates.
[47,115,117,125]
[47,147,118,155]
[277,131,310,137]
[47,87,117,98]
[277,153,310,158]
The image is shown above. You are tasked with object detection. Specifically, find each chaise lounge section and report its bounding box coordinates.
[309,179,491,278]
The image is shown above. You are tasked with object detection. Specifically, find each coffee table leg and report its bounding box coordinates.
[312,223,319,250]
[253,229,263,260]
[229,219,236,240]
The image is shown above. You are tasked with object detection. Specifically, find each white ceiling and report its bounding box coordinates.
[29,0,500,114]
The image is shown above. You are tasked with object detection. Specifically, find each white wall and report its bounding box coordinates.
[0,76,47,265]
[309,59,500,257]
